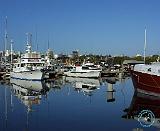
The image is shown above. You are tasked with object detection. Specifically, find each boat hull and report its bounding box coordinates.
[131,70,160,96]
[63,71,100,78]
[10,70,43,81]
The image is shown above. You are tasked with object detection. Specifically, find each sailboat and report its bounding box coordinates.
[130,28,160,96]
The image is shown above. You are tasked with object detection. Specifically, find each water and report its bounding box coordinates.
[0,77,158,131]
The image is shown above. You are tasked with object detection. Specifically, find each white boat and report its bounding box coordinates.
[11,68,43,81]
[63,66,100,78]
[10,34,45,81]
[83,62,102,72]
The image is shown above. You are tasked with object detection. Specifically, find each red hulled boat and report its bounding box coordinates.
[130,63,160,96]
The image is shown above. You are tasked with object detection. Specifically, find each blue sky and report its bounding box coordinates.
[0,0,160,56]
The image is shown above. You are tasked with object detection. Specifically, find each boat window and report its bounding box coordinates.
[67,66,73,70]
[148,68,151,72]
[158,70,160,74]
[82,66,89,70]
[21,64,25,67]
[73,67,76,71]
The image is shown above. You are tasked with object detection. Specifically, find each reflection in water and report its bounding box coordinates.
[107,83,115,102]
[64,76,100,96]
[102,77,118,103]
[122,91,160,128]
[45,78,65,91]
[104,76,118,84]
[9,79,51,130]
[10,79,50,111]
[0,77,138,131]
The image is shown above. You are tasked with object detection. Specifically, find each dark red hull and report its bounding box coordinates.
[130,70,160,96]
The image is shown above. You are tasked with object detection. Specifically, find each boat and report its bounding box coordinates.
[130,29,160,96]
[83,62,102,72]
[122,91,160,128]
[130,63,160,96]
[10,34,45,81]
[63,66,100,78]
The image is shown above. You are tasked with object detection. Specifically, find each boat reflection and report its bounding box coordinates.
[10,78,50,111]
[122,91,160,128]
[64,77,100,96]
[45,78,65,90]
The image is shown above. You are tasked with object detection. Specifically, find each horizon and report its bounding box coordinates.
[0,0,160,56]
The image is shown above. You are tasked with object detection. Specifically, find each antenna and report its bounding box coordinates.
[30,33,32,48]
[48,39,49,50]
[144,28,147,63]
[26,33,29,45]
[35,29,38,51]
[47,33,50,50]
[26,33,32,45]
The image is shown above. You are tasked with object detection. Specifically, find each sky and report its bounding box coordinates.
[0,0,160,56]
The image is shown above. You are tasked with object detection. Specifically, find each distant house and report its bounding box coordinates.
[123,60,144,65]
[123,60,144,71]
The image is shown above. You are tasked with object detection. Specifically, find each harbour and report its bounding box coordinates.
[1,0,160,130]
[0,25,159,131]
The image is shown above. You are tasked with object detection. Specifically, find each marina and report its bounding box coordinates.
[1,0,160,131]
[0,25,160,131]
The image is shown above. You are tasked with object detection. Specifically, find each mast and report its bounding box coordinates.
[35,30,38,51]
[4,16,8,67]
[10,39,13,68]
[26,33,32,53]
[144,28,147,63]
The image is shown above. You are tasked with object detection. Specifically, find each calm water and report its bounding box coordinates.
[0,76,158,131]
